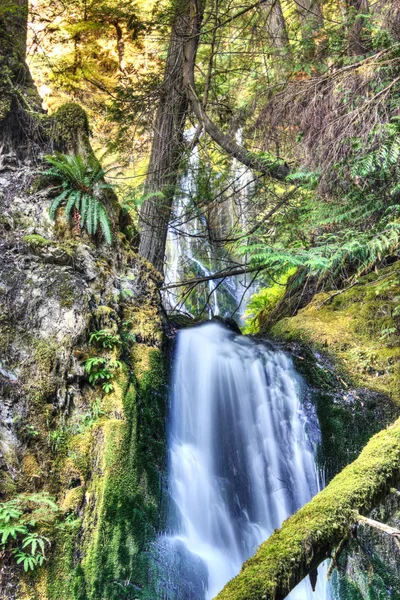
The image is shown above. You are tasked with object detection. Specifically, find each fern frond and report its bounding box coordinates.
[49,189,69,221]
[98,204,112,244]
[43,153,114,243]
[65,192,78,218]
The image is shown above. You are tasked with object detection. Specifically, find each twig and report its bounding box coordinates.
[357,514,400,550]
[317,280,359,309]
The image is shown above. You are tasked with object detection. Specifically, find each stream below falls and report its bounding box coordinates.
[154,321,330,600]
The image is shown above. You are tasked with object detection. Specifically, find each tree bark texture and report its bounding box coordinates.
[138,0,203,272]
[347,0,370,55]
[294,0,324,30]
[0,0,43,154]
[265,0,289,50]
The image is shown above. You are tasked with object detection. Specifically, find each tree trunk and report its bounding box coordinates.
[0,0,43,154]
[138,0,204,273]
[265,0,289,50]
[294,0,324,56]
[294,0,324,29]
[216,417,400,600]
[347,0,370,56]
[0,0,28,77]
[113,21,127,74]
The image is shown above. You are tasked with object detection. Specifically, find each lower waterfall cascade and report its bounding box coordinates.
[158,321,330,600]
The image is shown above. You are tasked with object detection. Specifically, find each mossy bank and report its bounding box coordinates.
[264,262,400,600]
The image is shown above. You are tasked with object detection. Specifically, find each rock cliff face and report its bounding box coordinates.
[0,139,169,599]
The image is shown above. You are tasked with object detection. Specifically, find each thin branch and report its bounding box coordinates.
[161,263,270,290]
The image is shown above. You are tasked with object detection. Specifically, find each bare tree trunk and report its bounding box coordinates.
[347,0,370,55]
[265,0,289,50]
[113,21,127,73]
[0,0,35,85]
[294,0,324,56]
[138,0,204,272]
[0,0,43,154]
[294,0,324,29]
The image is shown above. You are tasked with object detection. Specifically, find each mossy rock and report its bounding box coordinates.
[271,262,400,404]
[23,234,52,248]
[51,103,92,157]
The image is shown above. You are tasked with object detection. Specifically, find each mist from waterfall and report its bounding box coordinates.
[156,322,329,600]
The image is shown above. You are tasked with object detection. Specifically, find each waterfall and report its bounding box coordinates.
[157,321,329,600]
[163,131,257,320]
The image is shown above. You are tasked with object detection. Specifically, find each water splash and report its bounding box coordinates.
[160,322,329,599]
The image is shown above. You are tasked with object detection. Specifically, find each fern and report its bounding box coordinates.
[44,153,114,244]
[0,493,58,572]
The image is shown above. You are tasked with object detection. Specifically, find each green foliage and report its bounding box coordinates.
[48,427,69,453]
[89,329,121,349]
[0,494,58,572]
[44,153,113,244]
[84,356,121,393]
[70,398,105,434]
[23,424,40,439]
[242,119,400,285]
[243,269,296,334]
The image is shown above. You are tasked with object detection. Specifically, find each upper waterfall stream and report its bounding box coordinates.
[157,321,329,599]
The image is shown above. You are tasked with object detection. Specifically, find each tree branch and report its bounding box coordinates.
[182,0,289,179]
[161,263,270,290]
[357,515,400,549]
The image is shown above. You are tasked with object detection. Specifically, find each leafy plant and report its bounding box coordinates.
[380,327,397,340]
[243,269,296,334]
[70,398,105,434]
[44,153,114,244]
[89,329,121,349]
[84,357,121,393]
[0,494,58,572]
[48,427,68,453]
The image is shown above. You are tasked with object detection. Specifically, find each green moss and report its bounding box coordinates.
[25,337,59,405]
[78,347,167,600]
[217,418,400,600]
[45,343,168,600]
[60,487,85,513]
[52,103,92,156]
[271,262,400,403]
[22,234,51,247]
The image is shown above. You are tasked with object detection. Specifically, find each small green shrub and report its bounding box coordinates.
[48,427,69,453]
[89,329,121,349]
[70,398,105,434]
[0,493,58,572]
[243,268,296,333]
[44,153,113,244]
[84,357,121,393]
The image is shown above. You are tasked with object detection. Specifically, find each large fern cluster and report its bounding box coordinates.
[44,153,113,244]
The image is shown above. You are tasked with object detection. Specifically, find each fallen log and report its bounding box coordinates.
[216,418,400,600]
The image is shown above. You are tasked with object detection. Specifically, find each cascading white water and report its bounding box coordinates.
[163,321,329,600]
[163,130,258,320]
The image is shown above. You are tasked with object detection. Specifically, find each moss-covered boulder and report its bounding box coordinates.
[271,262,400,403]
